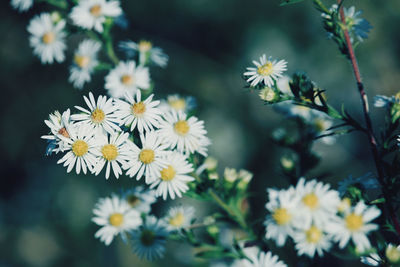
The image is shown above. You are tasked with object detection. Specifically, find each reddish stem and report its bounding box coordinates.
[337,0,400,237]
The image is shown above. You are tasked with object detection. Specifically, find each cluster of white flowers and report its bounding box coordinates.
[264,178,381,257]
[92,187,195,260]
[232,246,287,267]
[42,91,210,200]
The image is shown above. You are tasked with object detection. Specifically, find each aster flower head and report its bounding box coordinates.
[41,109,73,155]
[11,0,33,12]
[69,39,102,89]
[27,13,67,64]
[149,152,195,200]
[71,92,122,135]
[163,205,195,231]
[114,90,163,133]
[157,110,211,156]
[121,186,157,213]
[343,6,372,42]
[92,195,142,245]
[232,247,287,267]
[131,215,169,261]
[119,40,169,67]
[293,224,332,258]
[244,54,287,87]
[105,60,150,99]
[159,94,197,113]
[70,0,122,33]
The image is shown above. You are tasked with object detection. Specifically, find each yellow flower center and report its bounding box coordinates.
[345,213,363,231]
[58,127,70,138]
[132,102,146,115]
[109,213,123,227]
[174,120,190,136]
[42,32,55,44]
[168,99,186,111]
[121,74,134,85]
[140,230,156,246]
[127,195,141,208]
[314,119,327,132]
[74,55,90,68]
[91,108,105,123]
[160,165,176,181]
[90,4,102,16]
[138,40,153,53]
[302,193,319,210]
[257,62,274,76]
[272,208,291,225]
[72,140,89,157]
[306,226,322,243]
[101,144,118,161]
[169,212,185,227]
[139,149,155,164]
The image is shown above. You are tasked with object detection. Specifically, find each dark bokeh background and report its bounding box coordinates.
[1,0,400,266]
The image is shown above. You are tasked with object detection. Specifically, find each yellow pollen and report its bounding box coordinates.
[121,74,134,85]
[138,40,153,53]
[91,108,105,123]
[169,212,185,227]
[74,55,90,68]
[42,32,55,44]
[58,127,70,138]
[127,195,141,207]
[132,102,146,115]
[174,120,190,136]
[345,213,363,231]
[160,165,176,181]
[72,140,88,157]
[302,193,319,210]
[140,230,155,246]
[272,208,291,225]
[168,99,186,111]
[90,4,102,16]
[257,62,274,76]
[109,213,123,227]
[101,144,118,161]
[306,226,322,243]
[139,149,155,164]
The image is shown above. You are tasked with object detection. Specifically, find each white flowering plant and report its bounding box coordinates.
[12,0,400,266]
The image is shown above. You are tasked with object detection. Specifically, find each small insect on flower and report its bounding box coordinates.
[69,39,101,89]
[131,216,169,261]
[70,0,122,33]
[244,54,287,87]
[41,109,73,155]
[163,206,195,231]
[27,13,67,64]
[232,247,287,267]
[121,186,157,213]
[105,61,150,99]
[71,92,122,135]
[150,152,195,200]
[119,40,169,67]
[157,110,211,156]
[92,195,142,246]
[10,0,33,12]
[114,91,163,133]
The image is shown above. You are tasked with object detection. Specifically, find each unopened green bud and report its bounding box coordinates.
[204,157,218,171]
[280,156,294,171]
[51,12,62,23]
[237,169,253,190]
[208,172,219,180]
[259,87,279,103]
[224,168,238,183]
[386,244,400,264]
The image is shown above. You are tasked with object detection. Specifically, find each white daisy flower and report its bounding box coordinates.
[11,0,33,12]
[71,92,122,134]
[244,54,287,87]
[159,94,197,113]
[92,195,142,246]
[309,111,335,145]
[264,187,302,247]
[157,111,210,156]
[27,13,67,64]
[131,215,169,261]
[121,186,157,213]
[56,123,98,174]
[232,247,287,267]
[41,109,73,154]
[114,91,163,133]
[124,131,168,183]
[295,178,340,228]
[293,225,332,257]
[119,40,169,67]
[327,201,381,252]
[69,39,101,89]
[92,132,133,179]
[150,152,195,200]
[104,61,150,99]
[69,0,122,33]
[164,205,195,231]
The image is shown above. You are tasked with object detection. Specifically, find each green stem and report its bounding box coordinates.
[38,0,68,9]
[102,20,119,65]
[313,0,330,14]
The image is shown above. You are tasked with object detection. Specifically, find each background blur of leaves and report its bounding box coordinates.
[1,0,400,266]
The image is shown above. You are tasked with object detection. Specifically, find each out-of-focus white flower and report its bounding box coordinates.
[244,54,287,87]
[10,0,33,12]
[119,40,169,67]
[121,186,157,213]
[163,205,195,231]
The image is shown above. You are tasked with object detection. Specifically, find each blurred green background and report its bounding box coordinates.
[1,0,400,266]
